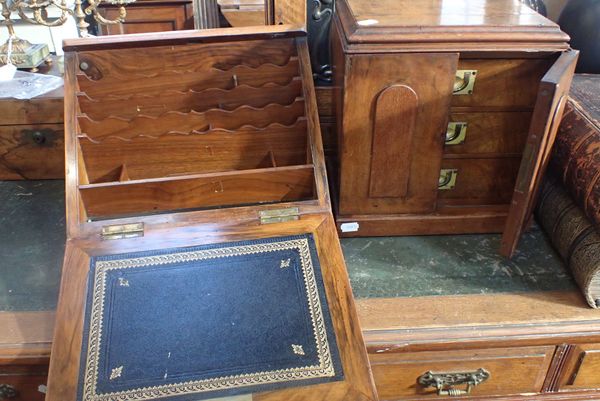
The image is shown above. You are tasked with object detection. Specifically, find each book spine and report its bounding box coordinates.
[536,177,600,308]
[550,100,600,228]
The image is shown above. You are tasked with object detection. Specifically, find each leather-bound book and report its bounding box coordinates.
[550,74,600,228]
[536,176,600,308]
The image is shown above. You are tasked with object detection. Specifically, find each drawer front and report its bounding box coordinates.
[0,124,64,180]
[0,374,47,401]
[444,112,531,156]
[370,347,554,400]
[451,59,552,109]
[438,158,521,206]
[0,98,63,126]
[559,343,600,391]
[0,363,48,401]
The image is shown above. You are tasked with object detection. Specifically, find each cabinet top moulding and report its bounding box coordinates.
[336,0,570,53]
[62,25,304,52]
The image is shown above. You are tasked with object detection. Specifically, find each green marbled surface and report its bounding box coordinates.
[0,180,576,311]
[343,229,577,299]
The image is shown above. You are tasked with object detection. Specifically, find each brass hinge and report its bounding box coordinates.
[259,207,300,225]
[101,223,144,240]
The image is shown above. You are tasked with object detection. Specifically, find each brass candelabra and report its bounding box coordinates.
[1,0,135,69]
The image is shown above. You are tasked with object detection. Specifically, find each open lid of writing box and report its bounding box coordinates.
[47,26,377,401]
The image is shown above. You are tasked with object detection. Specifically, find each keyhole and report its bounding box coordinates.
[32,131,46,145]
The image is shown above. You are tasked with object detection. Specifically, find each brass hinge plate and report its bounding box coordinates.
[101,223,144,240]
[259,207,300,225]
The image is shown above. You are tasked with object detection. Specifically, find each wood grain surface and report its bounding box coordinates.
[368,85,417,198]
[337,53,457,215]
[501,49,579,257]
[48,28,378,401]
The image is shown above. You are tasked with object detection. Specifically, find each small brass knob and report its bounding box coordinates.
[0,384,18,399]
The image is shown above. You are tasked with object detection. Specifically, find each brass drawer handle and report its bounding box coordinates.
[438,169,458,190]
[453,70,477,95]
[418,368,490,397]
[0,384,18,399]
[445,122,467,145]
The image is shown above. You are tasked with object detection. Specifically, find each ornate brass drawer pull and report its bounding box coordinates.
[453,70,477,95]
[438,169,458,190]
[445,122,467,145]
[0,384,18,399]
[418,368,490,397]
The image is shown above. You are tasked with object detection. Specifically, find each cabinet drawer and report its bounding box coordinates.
[370,347,554,400]
[559,343,600,391]
[438,158,521,206]
[0,124,64,180]
[451,59,552,109]
[0,364,48,401]
[444,112,530,156]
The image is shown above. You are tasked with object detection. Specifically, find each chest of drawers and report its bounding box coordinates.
[331,0,578,257]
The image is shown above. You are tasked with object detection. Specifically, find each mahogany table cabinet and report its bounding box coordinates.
[331,0,578,257]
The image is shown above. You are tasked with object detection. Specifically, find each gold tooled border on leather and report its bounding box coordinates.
[81,238,336,401]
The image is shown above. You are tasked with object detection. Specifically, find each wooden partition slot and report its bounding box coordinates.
[77,79,304,120]
[79,165,315,219]
[77,59,301,98]
[76,39,297,81]
[77,100,306,142]
[79,120,309,182]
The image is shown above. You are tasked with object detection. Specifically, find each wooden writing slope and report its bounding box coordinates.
[46,26,377,401]
[331,0,578,257]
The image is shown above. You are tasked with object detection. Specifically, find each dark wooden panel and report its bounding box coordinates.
[438,158,522,206]
[369,84,418,198]
[316,86,333,117]
[79,165,315,218]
